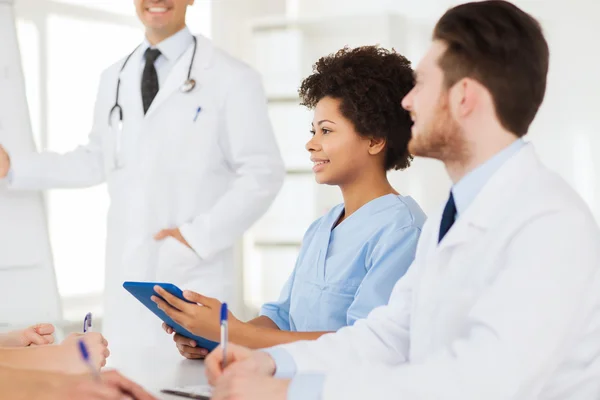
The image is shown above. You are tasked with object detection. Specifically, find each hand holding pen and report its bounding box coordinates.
[52,312,110,374]
[77,311,109,371]
[48,331,109,375]
[79,338,102,381]
[220,303,228,370]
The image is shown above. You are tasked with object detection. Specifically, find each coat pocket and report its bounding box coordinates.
[155,236,201,283]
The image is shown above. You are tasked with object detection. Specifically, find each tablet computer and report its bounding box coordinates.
[122,281,219,351]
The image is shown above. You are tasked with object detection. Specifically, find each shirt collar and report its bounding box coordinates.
[141,26,194,62]
[452,138,526,216]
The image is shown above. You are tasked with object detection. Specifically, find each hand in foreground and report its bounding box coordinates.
[212,368,290,400]
[59,332,110,373]
[205,343,275,386]
[0,323,55,347]
[51,370,157,400]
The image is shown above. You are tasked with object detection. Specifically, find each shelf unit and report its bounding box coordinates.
[241,12,409,312]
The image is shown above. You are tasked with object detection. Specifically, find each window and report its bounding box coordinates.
[16,0,211,317]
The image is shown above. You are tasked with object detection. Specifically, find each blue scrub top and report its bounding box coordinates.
[260,194,426,331]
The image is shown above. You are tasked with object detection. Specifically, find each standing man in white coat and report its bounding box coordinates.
[203,1,600,399]
[0,0,284,349]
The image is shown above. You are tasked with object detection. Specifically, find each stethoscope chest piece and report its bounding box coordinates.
[180,79,196,93]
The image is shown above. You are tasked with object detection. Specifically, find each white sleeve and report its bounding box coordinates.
[7,73,108,190]
[270,255,420,374]
[179,69,285,259]
[319,210,600,400]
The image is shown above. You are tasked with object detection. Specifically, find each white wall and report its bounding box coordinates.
[398,0,600,219]
[211,0,285,61]
[529,1,600,220]
[210,0,600,220]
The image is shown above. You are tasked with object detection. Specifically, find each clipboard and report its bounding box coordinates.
[161,389,210,399]
[161,384,212,399]
[122,281,219,351]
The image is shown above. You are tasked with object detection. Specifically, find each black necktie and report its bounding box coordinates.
[141,48,161,114]
[439,192,457,243]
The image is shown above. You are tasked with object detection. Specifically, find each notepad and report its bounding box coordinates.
[161,385,212,399]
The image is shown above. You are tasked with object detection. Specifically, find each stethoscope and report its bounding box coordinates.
[108,36,198,169]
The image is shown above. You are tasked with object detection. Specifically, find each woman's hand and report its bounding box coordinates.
[162,323,211,359]
[151,286,240,342]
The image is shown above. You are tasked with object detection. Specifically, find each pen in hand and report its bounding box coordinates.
[78,339,101,381]
[220,303,228,370]
[83,312,92,333]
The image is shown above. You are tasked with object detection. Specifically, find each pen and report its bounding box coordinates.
[220,302,228,370]
[193,106,202,122]
[83,312,92,333]
[78,339,101,381]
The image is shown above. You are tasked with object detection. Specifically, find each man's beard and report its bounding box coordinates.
[408,94,467,163]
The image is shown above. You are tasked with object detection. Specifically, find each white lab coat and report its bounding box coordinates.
[8,35,285,349]
[276,144,600,399]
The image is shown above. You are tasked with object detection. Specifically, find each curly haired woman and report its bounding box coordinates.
[155,46,426,356]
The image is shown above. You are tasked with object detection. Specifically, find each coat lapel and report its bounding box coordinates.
[436,144,539,252]
[118,45,145,122]
[145,35,214,118]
